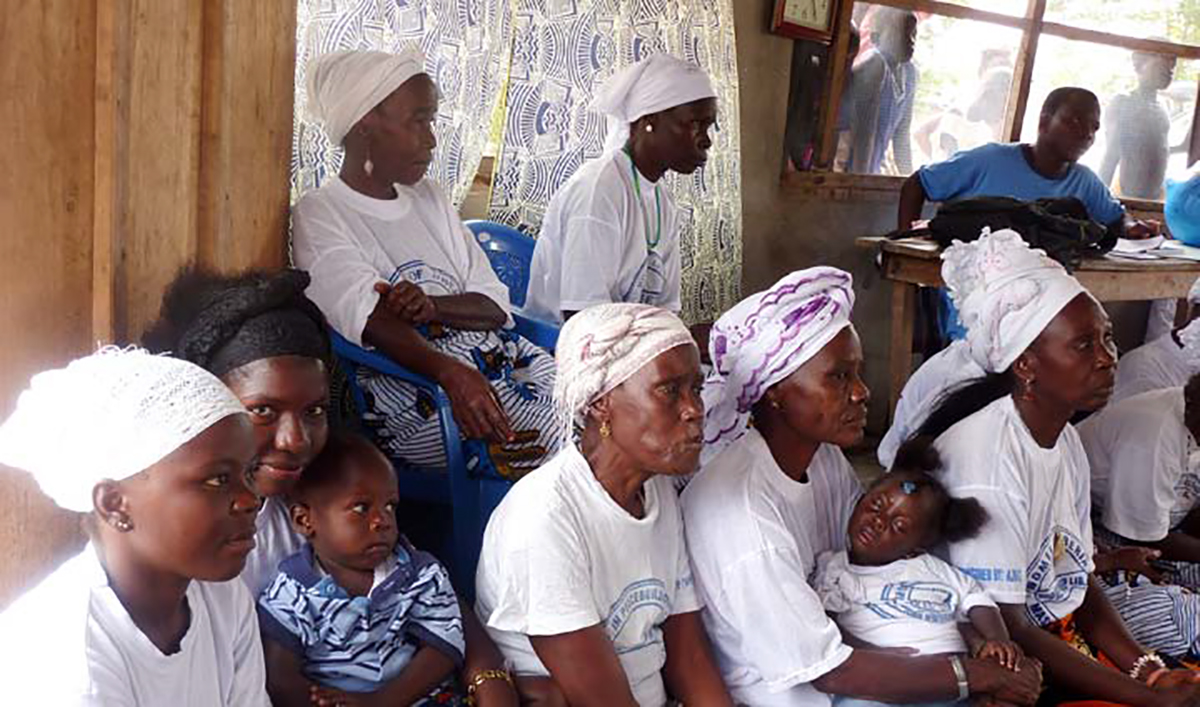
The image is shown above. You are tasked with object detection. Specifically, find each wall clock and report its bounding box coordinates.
[772,0,839,44]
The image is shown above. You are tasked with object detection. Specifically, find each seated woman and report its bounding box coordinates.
[918,228,1200,704]
[682,268,1040,707]
[524,54,718,338]
[0,349,268,704]
[293,48,558,479]
[1078,374,1200,660]
[142,266,521,706]
[475,303,732,707]
[1112,290,1200,403]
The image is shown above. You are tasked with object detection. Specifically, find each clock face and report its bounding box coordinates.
[783,0,832,30]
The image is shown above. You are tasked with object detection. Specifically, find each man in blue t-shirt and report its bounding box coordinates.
[898,86,1158,239]
[898,87,1160,341]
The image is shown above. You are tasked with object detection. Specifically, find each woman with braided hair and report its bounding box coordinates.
[475,303,732,707]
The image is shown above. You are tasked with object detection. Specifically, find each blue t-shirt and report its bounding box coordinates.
[918,142,1125,226]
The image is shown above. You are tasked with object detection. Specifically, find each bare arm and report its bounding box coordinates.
[1099,99,1124,186]
[898,173,928,230]
[812,648,1041,705]
[849,58,886,174]
[430,293,507,331]
[262,638,316,707]
[661,611,733,707]
[892,80,916,175]
[997,586,1160,706]
[461,600,520,707]
[363,301,514,442]
[530,625,639,707]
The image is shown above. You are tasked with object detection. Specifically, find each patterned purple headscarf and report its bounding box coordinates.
[701,267,855,462]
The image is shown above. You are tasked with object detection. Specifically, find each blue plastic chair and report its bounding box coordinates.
[464,219,560,351]
[329,330,482,590]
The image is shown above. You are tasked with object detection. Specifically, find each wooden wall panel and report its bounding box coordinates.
[0,0,98,605]
[0,0,297,608]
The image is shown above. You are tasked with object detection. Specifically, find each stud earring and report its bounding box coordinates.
[364,154,374,177]
[645,124,654,133]
[113,516,132,532]
[599,420,612,438]
[769,399,783,410]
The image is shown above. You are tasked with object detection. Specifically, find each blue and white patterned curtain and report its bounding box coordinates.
[486,0,742,322]
[292,0,511,206]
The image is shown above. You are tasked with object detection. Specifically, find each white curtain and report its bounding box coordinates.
[291,0,511,207]
[486,0,743,322]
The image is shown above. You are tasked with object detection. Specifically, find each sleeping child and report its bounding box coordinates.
[814,438,1024,707]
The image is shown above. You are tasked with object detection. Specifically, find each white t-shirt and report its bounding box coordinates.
[1112,333,1191,404]
[475,444,701,707]
[0,544,269,706]
[525,149,682,323]
[935,396,1095,627]
[878,340,983,469]
[681,429,862,707]
[814,551,996,656]
[292,176,512,346]
[241,497,304,597]
[1078,387,1200,542]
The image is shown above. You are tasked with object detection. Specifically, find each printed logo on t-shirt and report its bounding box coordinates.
[623,251,667,305]
[1025,525,1089,626]
[864,581,958,623]
[389,259,459,297]
[605,579,670,654]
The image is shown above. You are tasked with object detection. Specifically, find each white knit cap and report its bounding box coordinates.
[942,228,1089,373]
[553,303,696,438]
[591,54,716,152]
[306,47,428,145]
[701,267,855,462]
[0,347,248,513]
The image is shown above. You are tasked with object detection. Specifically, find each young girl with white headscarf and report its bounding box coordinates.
[915,229,1200,705]
[525,54,719,325]
[682,267,1040,707]
[475,303,732,707]
[293,48,559,480]
[0,348,268,705]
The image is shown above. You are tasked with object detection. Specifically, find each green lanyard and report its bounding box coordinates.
[623,147,662,251]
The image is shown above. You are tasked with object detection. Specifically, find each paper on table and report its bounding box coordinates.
[1153,243,1200,261]
[1113,236,1167,253]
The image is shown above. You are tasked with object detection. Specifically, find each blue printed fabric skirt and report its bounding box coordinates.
[1095,525,1200,659]
[359,326,560,480]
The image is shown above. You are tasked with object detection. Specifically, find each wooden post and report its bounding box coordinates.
[1004,0,1047,143]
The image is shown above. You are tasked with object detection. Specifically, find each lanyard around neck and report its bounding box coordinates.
[623,147,662,251]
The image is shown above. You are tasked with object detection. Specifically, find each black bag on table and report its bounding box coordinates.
[897,196,1114,271]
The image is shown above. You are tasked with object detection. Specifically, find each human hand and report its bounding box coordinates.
[437,360,514,443]
[974,639,1023,671]
[1150,682,1200,707]
[1153,669,1200,691]
[374,281,437,325]
[974,655,1042,706]
[1127,219,1163,240]
[1096,546,1164,582]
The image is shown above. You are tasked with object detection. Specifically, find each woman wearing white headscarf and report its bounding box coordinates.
[525,54,719,326]
[0,348,268,705]
[293,48,559,480]
[913,229,1200,705]
[682,268,1040,707]
[475,303,732,707]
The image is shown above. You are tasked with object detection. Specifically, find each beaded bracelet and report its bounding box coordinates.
[1129,652,1167,683]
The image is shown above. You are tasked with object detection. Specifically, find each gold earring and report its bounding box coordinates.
[600,420,612,438]
[770,399,782,410]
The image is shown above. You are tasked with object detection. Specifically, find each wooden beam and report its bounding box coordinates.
[1191,82,1200,169]
[1002,0,1046,143]
[815,0,857,169]
[1040,22,1200,60]
[868,0,1028,32]
[92,0,130,345]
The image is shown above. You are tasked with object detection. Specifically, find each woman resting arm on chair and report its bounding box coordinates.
[292,48,560,481]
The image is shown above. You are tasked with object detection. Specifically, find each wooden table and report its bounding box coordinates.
[858,236,1200,416]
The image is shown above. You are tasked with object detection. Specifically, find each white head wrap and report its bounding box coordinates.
[0,347,248,513]
[306,47,427,145]
[942,228,1089,374]
[702,268,855,461]
[591,54,716,152]
[553,303,696,438]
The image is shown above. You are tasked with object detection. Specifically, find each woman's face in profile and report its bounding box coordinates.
[602,344,704,476]
[766,326,870,448]
[1023,294,1117,414]
[362,74,439,186]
